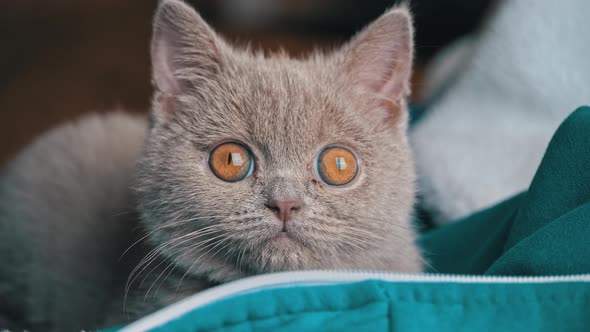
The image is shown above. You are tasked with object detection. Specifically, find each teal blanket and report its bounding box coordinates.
[108,106,590,332]
[421,106,590,275]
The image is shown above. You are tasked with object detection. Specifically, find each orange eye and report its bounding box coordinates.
[209,142,253,182]
[317,146,358,186]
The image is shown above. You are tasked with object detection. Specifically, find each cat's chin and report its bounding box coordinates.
[268,231,300,248]
[252,230,319,272]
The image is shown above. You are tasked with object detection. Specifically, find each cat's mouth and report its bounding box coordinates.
[253,228,323,272]
[274,230,294,240]
[257,219,311,252]
[271,230,317,256]
[268,226,303,246]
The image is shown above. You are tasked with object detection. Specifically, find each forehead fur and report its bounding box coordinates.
[166,50,392,162]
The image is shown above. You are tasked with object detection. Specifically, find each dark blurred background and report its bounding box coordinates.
[0,0,496,166]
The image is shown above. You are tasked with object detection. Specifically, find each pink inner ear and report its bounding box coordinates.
[378,52,409,98]
[152,37,182,96]
[154,93,176,118]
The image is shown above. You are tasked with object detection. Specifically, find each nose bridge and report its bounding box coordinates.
[266,175,303,201]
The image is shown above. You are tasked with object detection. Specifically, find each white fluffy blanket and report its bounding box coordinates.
[411,0,590,224]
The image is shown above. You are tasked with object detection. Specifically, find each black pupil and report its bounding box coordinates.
[227,152,232,165]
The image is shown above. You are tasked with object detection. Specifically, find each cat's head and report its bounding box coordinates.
[135,0,420,281]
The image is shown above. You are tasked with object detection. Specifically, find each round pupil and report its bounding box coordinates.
[209,143,252,182]
[318,147,358,185]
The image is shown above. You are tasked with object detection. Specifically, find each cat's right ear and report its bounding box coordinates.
[151,0,223,113]
[336,6,414,128]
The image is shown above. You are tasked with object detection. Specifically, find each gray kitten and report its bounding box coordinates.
[0,0,421,330]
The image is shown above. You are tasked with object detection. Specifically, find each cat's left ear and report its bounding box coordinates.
[151,0,225,106]
[339,6,413,125]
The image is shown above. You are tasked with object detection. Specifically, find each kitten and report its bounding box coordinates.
[0,0,421,330]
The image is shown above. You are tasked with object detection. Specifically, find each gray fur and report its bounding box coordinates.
[0,1,421,330]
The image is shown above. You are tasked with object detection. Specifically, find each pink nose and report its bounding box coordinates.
[266,199,302,223]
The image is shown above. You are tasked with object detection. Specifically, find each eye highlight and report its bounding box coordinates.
[209,142,253,182]
[316,146,358,186]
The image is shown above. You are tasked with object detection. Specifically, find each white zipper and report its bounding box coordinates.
[120,270,590,332]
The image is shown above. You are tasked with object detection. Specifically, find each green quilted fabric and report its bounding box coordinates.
[144,280,590,332]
